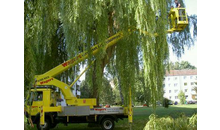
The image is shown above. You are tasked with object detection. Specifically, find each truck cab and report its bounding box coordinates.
[25,87,128,130]
[30,87,57,112]
[25,87,58,125]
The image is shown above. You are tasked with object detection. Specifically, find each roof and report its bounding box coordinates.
[165,69,197,76]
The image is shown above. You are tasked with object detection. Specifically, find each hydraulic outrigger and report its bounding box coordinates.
[25,8,188,130]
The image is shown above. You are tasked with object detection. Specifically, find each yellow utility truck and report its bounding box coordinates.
[24,8,188,130]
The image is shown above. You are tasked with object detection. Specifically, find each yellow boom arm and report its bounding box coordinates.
[34,31,124,106]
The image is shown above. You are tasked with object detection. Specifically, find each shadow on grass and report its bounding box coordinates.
[35,123,130,130]
[30,105,197,130]
[134,104,197,118]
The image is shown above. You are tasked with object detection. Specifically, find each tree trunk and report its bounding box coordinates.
[92,10,115,106]
[92,61,100,106]
[117,75,124,105]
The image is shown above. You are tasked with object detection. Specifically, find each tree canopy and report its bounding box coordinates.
[24,0,197,108]
[168,61,197,70]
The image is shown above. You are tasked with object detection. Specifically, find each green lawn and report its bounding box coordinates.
[31,104,197,130]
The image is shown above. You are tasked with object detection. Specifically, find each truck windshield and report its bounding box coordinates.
[33,91,43,101]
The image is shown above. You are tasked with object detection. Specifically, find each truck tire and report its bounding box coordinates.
[37,118,51,130]
[101,118,115,130]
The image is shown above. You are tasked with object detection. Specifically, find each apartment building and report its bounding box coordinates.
[163,70,197,103]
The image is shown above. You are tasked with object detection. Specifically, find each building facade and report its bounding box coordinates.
[163,70,197,103]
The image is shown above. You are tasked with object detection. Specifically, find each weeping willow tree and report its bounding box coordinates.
[24,0,71,95]
[24,0,197,108]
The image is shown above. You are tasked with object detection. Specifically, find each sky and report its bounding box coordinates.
[169,0,197,67]
[80,0,197,81]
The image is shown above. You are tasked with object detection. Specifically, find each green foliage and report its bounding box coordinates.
[168,61,196,70]
[80,80,92,98]
[134,70,151,106]
[24,0,197,109]
[162,98,170,108]
[178,90,186,105]
[24,116,32,130]
[144,113,197,130]
[24,0,69,95]
[24,39,36,94]
[80,77,115,105]
[99,77,115,105]
[189,114,197,128]
[110,77,124,105]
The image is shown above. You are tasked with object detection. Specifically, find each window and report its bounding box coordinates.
[185,89,188,92]
[168,84,171,87]
[174,83,178,87]
[76,85,80,90]
[174,77,178,80]
[191,82,194,85]
[169,96,172,99]
[163,84,165,88]
[168,78,170,81]
[178,9,186,21]
[190,76,193,79]
[174,90,178,93]
[184,76,186,79]
[169,90,171,93]
[175,96,178,99]
[184,83,187,86]
[51,91,55,100]
[185,95,188,99]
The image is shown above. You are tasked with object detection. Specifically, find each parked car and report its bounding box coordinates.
[168,101,173,105]
[174,101,178,105]
[105,104,110,108]
[143,104,148,107]
[187,100,197,104]
[156,101,162,106]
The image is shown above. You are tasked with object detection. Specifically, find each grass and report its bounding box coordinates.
[30,104,197,130]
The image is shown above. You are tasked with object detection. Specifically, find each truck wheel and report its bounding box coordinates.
[37,118,51,130]
[101,118,115,130]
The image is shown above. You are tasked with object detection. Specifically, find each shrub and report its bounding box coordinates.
[144,114,197,130]
[162,98,170,108]
[178,90,186,105]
